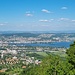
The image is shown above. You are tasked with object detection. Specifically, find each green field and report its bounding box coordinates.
[35,52,48,57]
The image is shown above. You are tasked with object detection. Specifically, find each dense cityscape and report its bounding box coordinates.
[0,32,75,74]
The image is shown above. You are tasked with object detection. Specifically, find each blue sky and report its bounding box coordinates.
[0,0,75,31]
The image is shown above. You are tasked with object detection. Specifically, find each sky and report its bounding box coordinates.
[0,0,75,32]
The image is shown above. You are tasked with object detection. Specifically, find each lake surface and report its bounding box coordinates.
[9,41,73,48]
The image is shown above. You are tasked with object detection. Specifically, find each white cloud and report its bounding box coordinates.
[50,19,54,21]
[72,20,75,22]
[58,18,69,21]
[39,19,50,22]
[0,22,8,26]
[39,19,54,22]
[0,24,4,26]
[61,7,68,10]
[42,9,53,13]
[25,11,33,17]
[25,13,33,17]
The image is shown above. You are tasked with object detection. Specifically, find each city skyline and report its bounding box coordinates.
[0,0,75,31]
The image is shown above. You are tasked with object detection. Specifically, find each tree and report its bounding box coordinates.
[0,72,8,75]
[20,55,74,75]
[66,41,75,67]
[20,41,75,75]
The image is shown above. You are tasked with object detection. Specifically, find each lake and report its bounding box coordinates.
[9,41,73,48]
